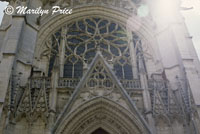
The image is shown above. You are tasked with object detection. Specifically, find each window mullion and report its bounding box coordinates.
[72,64,75,78]
[127,30,139,79]
[60,26,67,77]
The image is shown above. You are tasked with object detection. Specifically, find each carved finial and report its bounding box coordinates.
[96,42,101,54]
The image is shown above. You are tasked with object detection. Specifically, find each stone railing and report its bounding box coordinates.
[120,79,141,89]
[29,77,80,89]
[29,77,144,90]
[58,78,80,88]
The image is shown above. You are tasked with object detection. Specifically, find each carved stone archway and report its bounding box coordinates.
[53,97,148,134]
[91,128,110,134]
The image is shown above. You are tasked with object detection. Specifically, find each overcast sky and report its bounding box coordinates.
[0,1,199,59]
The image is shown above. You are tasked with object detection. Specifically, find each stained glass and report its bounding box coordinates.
[45,18,143,80]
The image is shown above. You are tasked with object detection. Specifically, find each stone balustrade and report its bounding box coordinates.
[120,79,141,89]
[28,77,168,90]
[58,78,80,88]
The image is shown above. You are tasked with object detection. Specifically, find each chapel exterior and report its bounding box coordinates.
[0,0,200,134]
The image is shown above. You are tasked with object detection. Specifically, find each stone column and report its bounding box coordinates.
[48,58,59,133]
[0,16,25,120]
[139,55,156,133]
[127,30,139,79]
[59,26,67,77]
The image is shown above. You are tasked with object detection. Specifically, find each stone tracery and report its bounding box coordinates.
[7,15,188,132]
[42,17,138,81]
[0,0,199,133]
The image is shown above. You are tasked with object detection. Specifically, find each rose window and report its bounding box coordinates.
[45,17,139,80]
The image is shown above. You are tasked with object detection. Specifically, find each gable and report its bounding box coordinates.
[53,52,152,133]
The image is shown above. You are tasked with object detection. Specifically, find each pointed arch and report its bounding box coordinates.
[53,97,149,134]
[52,53,152,134]
[91,128,110,134]
[34,6,162,76]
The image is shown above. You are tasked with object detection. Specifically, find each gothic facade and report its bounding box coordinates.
[0,0,200,134]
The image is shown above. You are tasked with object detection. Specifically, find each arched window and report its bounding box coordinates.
[64,17,134,80]
[63,56,83,78]
[47,29,61,77]
[44,17,145,80]
[132,32,147,77]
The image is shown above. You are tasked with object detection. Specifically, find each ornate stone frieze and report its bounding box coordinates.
[73,0,135,11]
[51,0,138,12]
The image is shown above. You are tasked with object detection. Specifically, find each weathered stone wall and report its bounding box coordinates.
[0,0,200,134]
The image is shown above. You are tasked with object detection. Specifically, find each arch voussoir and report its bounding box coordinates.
[54,97,145,134]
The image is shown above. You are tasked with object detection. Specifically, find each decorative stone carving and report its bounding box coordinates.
[59,0,137,11]
[149,75,186,124]
[132,32,153,61]
[54,97,147,134]
[68,54,132,112]
[14,79,50,122]
[41,0,137,12]
[52,53,152,133]
[1,0,200,133]
[41,17,136,81]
